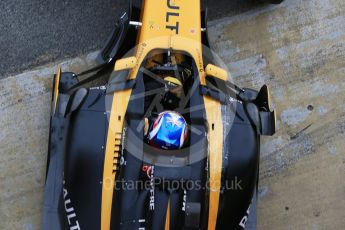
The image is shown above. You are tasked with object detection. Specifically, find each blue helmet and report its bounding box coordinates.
[147,111,188,150]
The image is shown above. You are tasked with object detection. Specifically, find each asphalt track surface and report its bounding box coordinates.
[0,0,263,79]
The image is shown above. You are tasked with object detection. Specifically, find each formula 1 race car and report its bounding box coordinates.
[42,0,279,229]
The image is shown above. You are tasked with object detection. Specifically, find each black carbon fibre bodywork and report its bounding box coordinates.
[43,70,274,230]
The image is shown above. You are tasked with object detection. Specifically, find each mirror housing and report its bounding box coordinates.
[205,64,228,81]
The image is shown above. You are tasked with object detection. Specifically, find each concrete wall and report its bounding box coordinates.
[0,0,344,229]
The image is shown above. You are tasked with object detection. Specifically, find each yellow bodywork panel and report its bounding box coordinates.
[139,0,201,41]
[204,97,223,230]
[101,88,132,230]
[128,0,205,84]
[114,56,138,71]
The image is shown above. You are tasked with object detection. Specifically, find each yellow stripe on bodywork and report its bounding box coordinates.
[114,56,137,71]
[53,68,61,115]
[101,88,132,230]
[204,95,223,230]
[165,198,170,230]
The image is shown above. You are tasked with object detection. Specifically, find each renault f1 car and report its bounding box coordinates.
[43,0,279,229]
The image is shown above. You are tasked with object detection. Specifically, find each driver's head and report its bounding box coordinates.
[146,111,188,150]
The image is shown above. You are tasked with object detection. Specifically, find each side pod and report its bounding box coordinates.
[42,72,87,230]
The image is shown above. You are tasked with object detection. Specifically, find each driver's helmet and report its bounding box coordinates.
[147,111,188,150]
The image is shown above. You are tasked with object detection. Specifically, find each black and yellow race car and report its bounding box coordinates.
[42,0,280,229]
